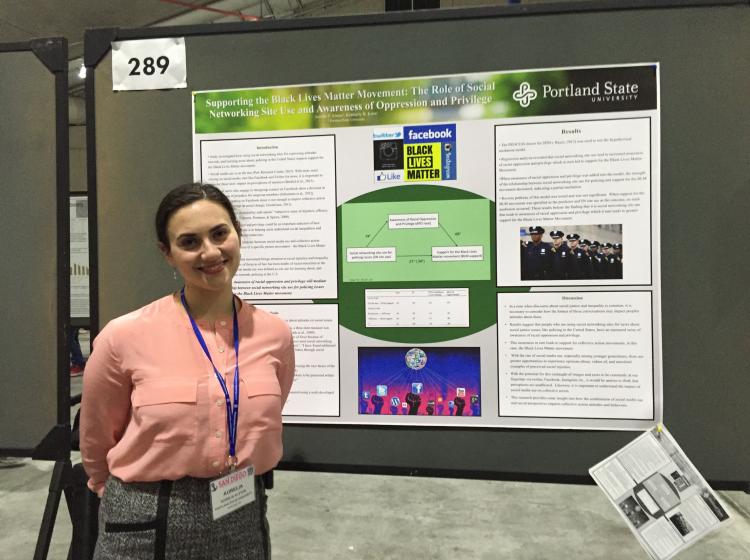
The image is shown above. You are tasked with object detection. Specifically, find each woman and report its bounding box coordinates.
[81,183,295,560]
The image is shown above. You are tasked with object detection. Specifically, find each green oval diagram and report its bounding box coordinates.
[337,184,497,343]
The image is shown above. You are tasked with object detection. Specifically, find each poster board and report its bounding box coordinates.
[191,63,662,432]
[86,1,749,485]
[70,194,90,321]
[0,38,70,459]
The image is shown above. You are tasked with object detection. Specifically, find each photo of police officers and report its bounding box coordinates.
[520,225,623,280]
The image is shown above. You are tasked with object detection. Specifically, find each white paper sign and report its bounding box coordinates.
[111,37,186,91]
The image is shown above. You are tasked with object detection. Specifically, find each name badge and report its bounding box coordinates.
[209,466,255,520]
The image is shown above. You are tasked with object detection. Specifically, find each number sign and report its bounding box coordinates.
[112,37,187,91]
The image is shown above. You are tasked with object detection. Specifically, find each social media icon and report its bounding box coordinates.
[412,383,423,394]
[402,402,408,409]
[362,391,370,399]
[376,385,388,397]
[456,387,466,397]
[391,396,401,407]
[470,395,479,405]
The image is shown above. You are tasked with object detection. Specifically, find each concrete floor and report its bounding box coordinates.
[2,375,749,559]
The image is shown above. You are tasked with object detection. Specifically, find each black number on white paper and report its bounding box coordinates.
[128,56,170,76]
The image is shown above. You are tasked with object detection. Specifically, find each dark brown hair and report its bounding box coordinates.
[155,182,242,249]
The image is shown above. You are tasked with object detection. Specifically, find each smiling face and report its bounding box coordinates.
[160,199,241,296]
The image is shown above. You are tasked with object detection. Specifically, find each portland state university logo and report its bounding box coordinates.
[512,82,538,108]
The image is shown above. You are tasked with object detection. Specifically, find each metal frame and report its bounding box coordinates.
[0,37,70,461]
[0,36,75,560]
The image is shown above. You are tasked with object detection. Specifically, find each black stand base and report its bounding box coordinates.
[35,459,72,560]
[34,460,99,560]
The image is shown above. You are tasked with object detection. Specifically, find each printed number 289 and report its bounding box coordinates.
[128,56,170,76]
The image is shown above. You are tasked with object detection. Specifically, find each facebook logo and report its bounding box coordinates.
[404,124,455,142]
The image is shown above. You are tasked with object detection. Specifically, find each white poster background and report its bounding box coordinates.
[497,117,652,286]
[200,136,337,300]
[257,304,340,417]
[498,290,655,422]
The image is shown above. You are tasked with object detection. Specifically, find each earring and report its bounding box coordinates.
[173,269,178,280]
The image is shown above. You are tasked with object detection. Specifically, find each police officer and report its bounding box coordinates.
[549,230,570,280]
[602,242,616,279]
[521,226,552,280]
[579,238,594,279]
[565,233,586,279]
[610,242,623,279]
[589,241,605,279]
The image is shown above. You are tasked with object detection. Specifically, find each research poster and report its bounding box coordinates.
[70,196,90,318]
[193,63,662,429]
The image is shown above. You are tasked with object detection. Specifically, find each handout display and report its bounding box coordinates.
[590,425,731,560]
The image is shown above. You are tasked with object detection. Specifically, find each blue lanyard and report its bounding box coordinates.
[180,287,240,467]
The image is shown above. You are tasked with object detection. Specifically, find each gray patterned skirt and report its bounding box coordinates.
[94,475,270,560]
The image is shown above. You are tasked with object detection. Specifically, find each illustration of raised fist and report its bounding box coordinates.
[405,392,421,415]
[371,394,384,414]
[359,395,369,414]
[470,395,480,416]
[454,396,466,416]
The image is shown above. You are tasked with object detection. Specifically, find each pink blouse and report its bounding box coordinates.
[80,294,295,496]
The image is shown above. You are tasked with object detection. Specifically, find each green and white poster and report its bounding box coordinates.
[193,63,662,430]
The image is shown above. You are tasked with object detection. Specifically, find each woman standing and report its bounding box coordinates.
[81,183,295,560]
